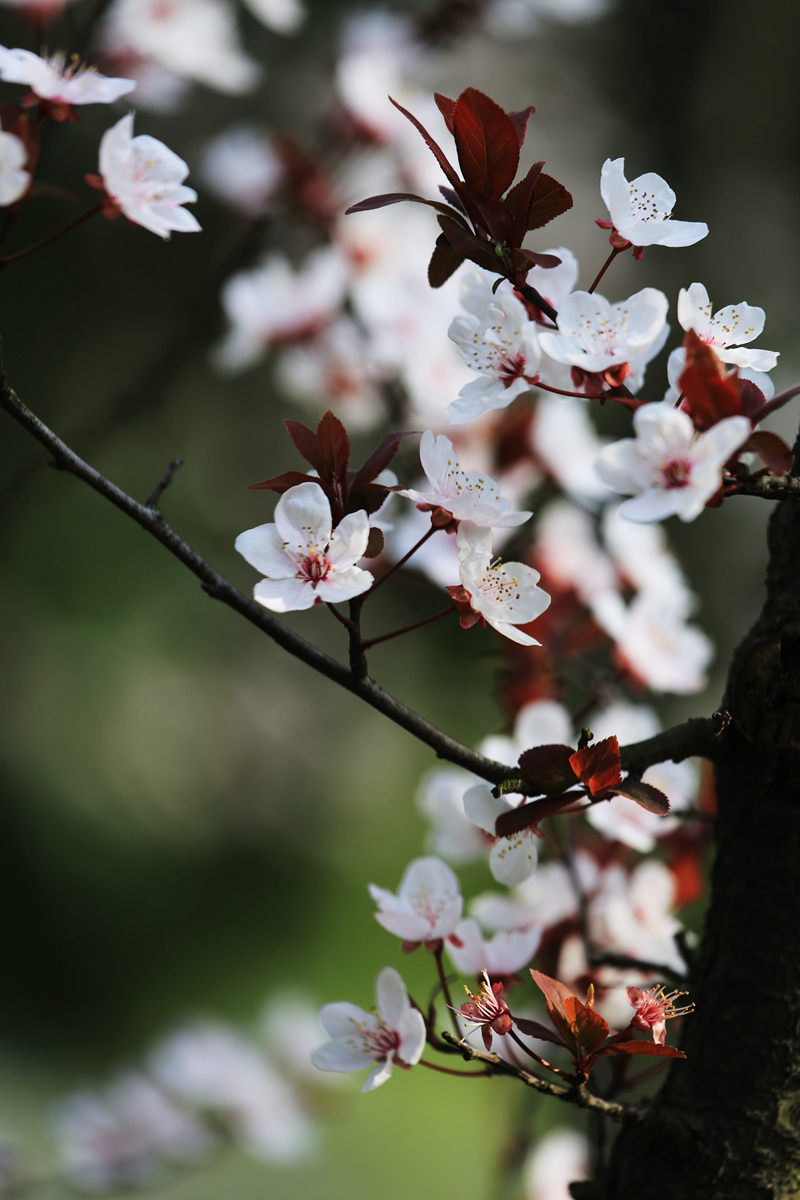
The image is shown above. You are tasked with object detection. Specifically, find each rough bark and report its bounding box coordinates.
[594,466,800,1199]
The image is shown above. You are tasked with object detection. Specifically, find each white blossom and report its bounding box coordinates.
[200,126,283,215]
[471,854,600,933]
[0,130,29,205]
[524,1128,589,1200]
[0,47,136,105]
[417,766,487,864]
[589,860,685,976]
[215,247,347,372]
[676,281,778,372]
[98,112,200,238]
[538,288,669,390]
[311,966,426,1092]
[531,394,613,508]
[533,500,617,603]
[601,502,691,604]
[102,0,260,95]
[241,0,304,33]
[600,158,708,249]
[664,345,774,406]
[463,783,539,886]
[591,588,713,694]
[276,318,384,431]
[235,482,372,613]
[455,523,551,646]
[399,432,532,527]
[369,856,463,943]
[596,401,751,523]
[448,280,540,423]
[446,917,542,977]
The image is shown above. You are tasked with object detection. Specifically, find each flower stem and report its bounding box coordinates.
[368,524,437,596]
[419,1059,492,1077]
[434,945,463,1041]
[361,604,457,651]
[587,245,624,295]
[534,378,644,413]
[506,1029,575,1081]
[325,602,356,630]
[0,202,102,268]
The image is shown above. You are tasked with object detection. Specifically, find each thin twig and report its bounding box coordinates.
[587,245,623,295]
[726,474,800,501]
[588,952,687,986]
[0,203,102,267]
[368,524,437,594]
[419,1058,492,1078]
[361,604,456,650]
[434,946,462,1041]
[145,458,184,509]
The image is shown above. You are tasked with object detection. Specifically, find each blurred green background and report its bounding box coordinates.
[2,0,800,1194]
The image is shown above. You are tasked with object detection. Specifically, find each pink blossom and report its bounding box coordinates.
[625,984,693,1045]
[458,970,513,1050]
[369,856,463,945]
[0,47,136,105]
[98,112,200,238]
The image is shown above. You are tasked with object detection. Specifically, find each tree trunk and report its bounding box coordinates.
[597,483,800,1199]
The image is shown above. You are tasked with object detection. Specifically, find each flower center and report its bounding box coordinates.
[660,458,691,489]
[360,1022,399,1060]
[497,350,528,387]
[298,552,331,586]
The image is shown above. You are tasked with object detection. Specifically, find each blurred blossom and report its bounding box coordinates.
[591,588,713,694]
[486,0,609,37]
[601,503,690,603]
[260,993,340,1084]
[0,130,29,205]
[417,765,487,864]
[531,394,612,508]
[445,916,542,978]
[387,506,461,587]
[533,500,617,604]
[463,782,539,886]
[151,1024,316,1161]
[369,856,463,944]
[200,126,284,215]
[334,11,424,144]
[276,318,385,430]
[215,247,347,372]
[54,1074,210,1192]
[471,853,600,933]
[241,0,304,34]
[101,0,261,97]
[524,1128,589,1200]
[588,859,685,976]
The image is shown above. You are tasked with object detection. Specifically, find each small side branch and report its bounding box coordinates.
[146,458,184,509]
[727,474,800,501]
[0,382,513,785]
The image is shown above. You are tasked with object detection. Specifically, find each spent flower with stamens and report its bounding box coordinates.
[625,985,694,1045]
[459,970,512,1050]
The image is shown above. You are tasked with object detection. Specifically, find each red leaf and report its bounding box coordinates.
[529,970,578,1050]
[344,191,465,219]
[389,96,461,188]
[505,159,544,248]
[317,410,351,484]
[434,91,456,134]
[363,527,385,559]
[679,330,743,430]
[525,172,573,231]
[494,790,584,839]
[563,995,609,1057]
[428,233,465,287]
[248,469,317,492]
[455,180,515,244]
[518,744,576,795]
[284,419,325,473]
[347,481,392,516]
[742,430,794,476]
[570,736,621,797]
[512,1016,567,1048]
[515,249,562,270]
[452,88,520,199]
[437,214,506,275]
[613,778,671,816]
[350,431,416,490]
[596,1041,686,1060]
[509,105,535,147]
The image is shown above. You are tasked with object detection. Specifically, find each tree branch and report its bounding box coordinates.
[439,1032,645,1122]
[728,474,800,501]
[0,380,513,785]
[619,716,723,774]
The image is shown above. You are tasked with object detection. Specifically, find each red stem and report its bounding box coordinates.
[0,202,102,268]
[506,1028,575,1082]
[325,602,355,630]
[533,377,644,413]
[361,604,457,651]
[754,384,800,423]
[368,524,437,596]
[587,245,624,295]
[419,1059,492,1077]
[434,946,463,1041]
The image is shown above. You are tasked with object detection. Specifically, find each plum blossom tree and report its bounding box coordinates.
[3,11,800,1198]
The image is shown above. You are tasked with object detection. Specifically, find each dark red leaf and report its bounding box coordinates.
[248,469,317,492]
[428,233,465,288]
[456,181,515,244]
[679,329,744,430]
[317,410,350,484]
[570,736,622,797]
[613,778,671,816]
[529,970,578,1049]
[505,160,544,248]
[512,1016,567,1048]
[518,744,578,795]
[516,249,562,269]
[596,1041,686,1060]
[452,88,520,199]
[434,91,456,134]
[389,96,461,188]
[363,527,385,559]
[495,790,584,838]
[438,185,468,216]
[738,378,768,420]
[742,430,794,476]
[350,431,416,490]
[525,172,573,231]
[509,105,535,147]
[437,214,505,275]
[347,481,392,516]
[563,995,609,1057]
[284,419,325,474]
[344,191,465,219]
